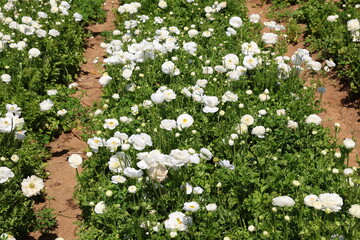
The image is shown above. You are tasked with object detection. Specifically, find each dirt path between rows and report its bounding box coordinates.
[26,1,119,239]
[246,0,359,166]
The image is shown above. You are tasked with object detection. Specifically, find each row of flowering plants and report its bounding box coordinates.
[291,0,360,92]
[0,0,105,238]
[75,0,359,239]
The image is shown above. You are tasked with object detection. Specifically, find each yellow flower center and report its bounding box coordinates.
[29,183,35,189]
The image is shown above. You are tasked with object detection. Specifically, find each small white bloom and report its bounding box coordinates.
[68,154,83,168]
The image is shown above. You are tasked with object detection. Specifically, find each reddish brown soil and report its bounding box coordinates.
[26,1,119,239]
[246,0,359,166]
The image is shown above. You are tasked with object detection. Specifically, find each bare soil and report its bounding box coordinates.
[246,0,359,166]
[26,1,119,239]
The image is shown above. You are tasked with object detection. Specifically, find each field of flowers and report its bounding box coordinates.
[268,0,360,93]
[71,0,359,239]
[0,0,105,238]
[0,0,359,239]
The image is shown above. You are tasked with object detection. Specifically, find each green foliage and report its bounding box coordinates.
[75,0,359,239]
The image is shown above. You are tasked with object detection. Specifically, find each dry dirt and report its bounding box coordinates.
[25,0,118,239]
[246,0,359,166]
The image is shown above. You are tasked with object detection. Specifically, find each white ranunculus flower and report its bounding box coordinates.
[347,19,360,32]
[241,115,254,126]
[249,14,260,23]
[287,120,299,130]
[94,201,106,214]
[349,204,360,218]
[161,61,179,75]
[151,91,165,104]
[124,167,143,178]
[183,201,200,212]
[165,211,191,231]
[28,48,41,58]
[111,175,126,184]
[304,194,318,207]
[39,99,54,111]
[203,96,219,113]
[103,119,119,130]
[223,53,239,70]
[99,73,112,86]
[205,203,217,211]
[272,196,295,207]
[0,233,16,240]
[319,193,343,212]
[1,74,11,83]
[177,114,194,129]
[229,16,243,28]
[326,15,339,22]
[0,167,15,183]
[21,175,44,197]
[158,0,167,9]
[68,154,83,168]
[219,160,235,170]
[160,119,177,131]
[262,32,278,44]
[343,138,356,149]
[251,126,266,138]
[305,114,322,125]
[128,185,137,193]
[149,165,168,182]
[73,12,83,21]
[243,56,258,70]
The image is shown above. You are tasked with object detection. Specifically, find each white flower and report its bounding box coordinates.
[57,109,67,116]
[0,233,16,240]
[205,203,217,211]
[128,185,137,193]
[111,175,126,184]
[343,138,356,149]
[99,73,112,86]
[0,167,15,183]
[249,14,260,23]
[28,48,41,58]
[68,154,83,168]
[223,53,239,70]
[94,201,106,214]
[49,29,60,37]
[149,165,168,182]
[158,0,167,9]
[349,204,360,218]
[276,109,286,116]
[160,119,177,131]
[183,201,200,212]
[347,19,360,32]
[193,186,204,194]
[103,119,119,130]
[287,120,299,130]
[344,168,354,176]
[161,61,180,76]
[305,114,322,125]
[251,126,266,138]
[241,114,254,126]
[163,89,177,102]
[326,15,339,22]
[39,99,54,111]
[229,16,243,28]
[248,225,256,232]
[151,91,165,104]
[128,133,152,151]
[243,56,258,70]
[219,160,235,170]
[21,175,44,197]
[124,167,144,178]
[73,12,83,21]
[203,96,219,113]
[177,114,194,129]
[262,33,278,44]
[1,74,11,83]
[47,89,58,96]
[165,211,191,231]
[188,29,199,37]
[304,194,319,207]
[319,193,343,212]
[272,196,295,207]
